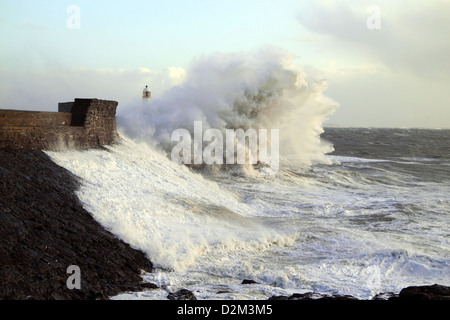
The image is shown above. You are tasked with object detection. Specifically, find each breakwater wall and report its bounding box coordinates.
[0,98,119,150]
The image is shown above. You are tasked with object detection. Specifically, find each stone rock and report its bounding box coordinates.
[167,289,197,300]
[269,292,358,300]
[269,285,450,301]
[399,284,450,300]
[241,279,258,284]
[371,292,399,300]
[134,282,159,291]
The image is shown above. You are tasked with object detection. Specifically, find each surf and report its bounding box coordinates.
[117,47,338,172]
[47,136,295,273]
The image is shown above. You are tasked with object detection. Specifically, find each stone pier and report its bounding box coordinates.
[0,98,119,150]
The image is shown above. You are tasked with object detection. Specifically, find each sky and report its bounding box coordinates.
[0,0,449,128]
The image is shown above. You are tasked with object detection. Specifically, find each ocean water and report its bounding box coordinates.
[46,128,450,300]
[45,50,449,299]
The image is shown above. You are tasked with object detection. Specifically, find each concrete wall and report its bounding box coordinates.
[58,102,74,113]
[0,110,72,127]
[0,98,119,150]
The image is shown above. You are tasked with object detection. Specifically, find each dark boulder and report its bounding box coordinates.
[269,292,357,300]
[399,284,450,300]
[168,289,197,300]
[241,279,258,284]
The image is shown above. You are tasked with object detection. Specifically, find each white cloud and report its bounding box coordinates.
[138,67,156,75]
[296,0,450,128]
[325,69,450,128]
[167,66,187,86]
[298,0,450,79]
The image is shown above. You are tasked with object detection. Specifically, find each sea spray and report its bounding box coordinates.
[170,120,280,175]
[46,137,295,272]
[117,47,338,170]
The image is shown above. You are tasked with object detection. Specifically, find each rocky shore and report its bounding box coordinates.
[166,283,450,301]
[267,284,450,300]
[1,148,448,301]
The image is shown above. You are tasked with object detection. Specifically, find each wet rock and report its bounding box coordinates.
[134,282,159,291]
[269,285,450,301]
[168,289,197,300]
[372,292,399,300]
[269,292,358,300]
[216,290,231,294]
[241,279,258,284]
[399,284,450,300]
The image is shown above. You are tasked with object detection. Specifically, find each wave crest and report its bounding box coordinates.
[118,47,338,169]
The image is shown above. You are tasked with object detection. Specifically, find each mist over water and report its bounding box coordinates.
[118,48,337,168]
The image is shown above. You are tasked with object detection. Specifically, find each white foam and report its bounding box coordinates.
[118,48,337,168]
[326,155,389,164]
[46,137,293,272]
[46,136,450,300]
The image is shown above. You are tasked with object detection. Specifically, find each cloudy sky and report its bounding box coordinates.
[1,0,449,128]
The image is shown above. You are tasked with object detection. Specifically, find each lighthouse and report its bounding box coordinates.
[142,85,151,99]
